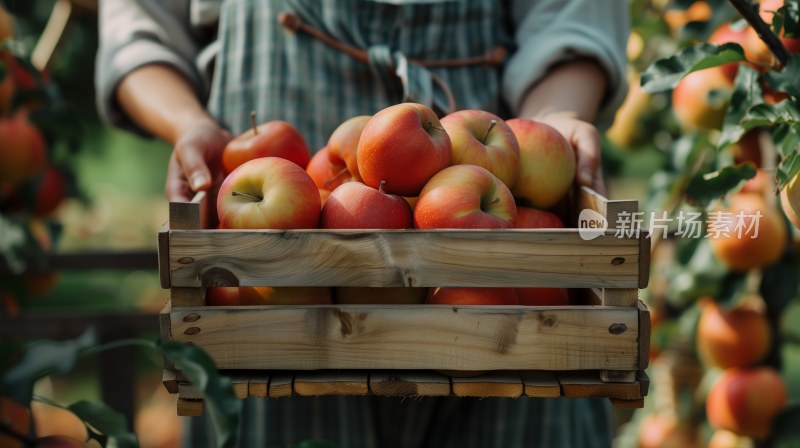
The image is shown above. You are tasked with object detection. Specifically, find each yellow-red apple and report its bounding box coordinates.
[336,287,427,304]
[0,113,46,191]
[307,146,350,192]
[357,103,451,196]
[780,171,800,230]
[706,367,788,438]
[321,181,413,229]
[207,287,242,306]
[672,66,734,131]
[328,115,370,183]
[239,286,332,305]
[414,164,516,229]
[440,109,520,188]
[217,157,321,229]
[506,118,575,209]
[222,118,311,174]
[513,206,568,305]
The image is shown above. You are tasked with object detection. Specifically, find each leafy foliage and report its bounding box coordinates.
[641,42,747,92]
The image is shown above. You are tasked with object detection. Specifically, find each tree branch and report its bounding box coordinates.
[728,0,790,68]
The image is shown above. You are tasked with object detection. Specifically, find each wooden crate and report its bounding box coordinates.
[158,186,651,415]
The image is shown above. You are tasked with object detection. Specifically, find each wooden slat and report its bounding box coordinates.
[639,232,651,289]
[294,371,369,396]
[610,398,645,409]
[167,229,641,289]
[177,398,204,417]
[178,382,202,400]
[170,191,206,230]
[159,301,174,372]
[169,305,639,371]
[248,374,270,398]
[557,371,642,401]
[158,223,171,288]
[268,373,294,398]
[599,288,638,307]
[638,370,651,397]
[233,375,250,399]
[638,300,651,370]
[521,371,561,398]
[600,370,637,383]
[576,186,639,230]
[369,371,451,396]
[162,369,178,394]
[452,373,523,398]
[171,287,205,307]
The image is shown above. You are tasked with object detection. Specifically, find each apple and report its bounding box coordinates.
[207,287,242,306]
[672,66,734,131]
[745,0,800,66]
[506,118,576,209]
[708,23,753,81]
[33,166,68,217]
[427,287,519,305]
[217,157,321,229]
[357,102,451,197]
[321,181,413,229]
[706,367,788,438]
[328,115,371,183]
[0,113,46,191]
[239,286,332,305]
[0,5,14,43]
[512,206,569,305]
[307,146,350,193]
[696,299,772,369]
[440,109,520,188]
[513,206,564,228]
[336,287,427,304]
[780,171,800,230]
[0,58,13,117]
[414,164,516,229]
[222,115,311,174]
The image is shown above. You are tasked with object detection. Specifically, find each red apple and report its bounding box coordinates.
[506,118,576,209]
[427,287,519,305]
[0,58,13,117]
[207,287,242,306]
[672,66,734,131]
[440,109,520,189]
[328,115,371,183]
[239,286,332,305]
[513,206,568,305]
[307,146,350,192]
[708,22,752,81]
[513,206,564,228]
[706,367,788,438]
[336,287,427,304]
[33,166,67,217]
[217,157,321,229]
[357,103,451,197]
[222,117,311,174]
[0,113,46,192]
[696,299,772,369]
[321,181,413,229]
[414,164,516,229]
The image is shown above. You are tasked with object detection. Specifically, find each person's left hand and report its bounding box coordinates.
[536,112,606,196]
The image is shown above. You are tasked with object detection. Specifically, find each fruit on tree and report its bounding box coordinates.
[745,0,800,66]
[327,115,370,183]
[663,1,712,36]
[0,5,13,42]
[0,58,13,116]
[0,113,47,191]
[708,23,755,81]
[708,193,787,272]
[440,109,520,188]
[780,171,800,230]
[671,66,734,131]
[336,287,427,304]
[605,71,652,148]
[730,130,762,168]
[357,103,451,197]
[427,287,519,305]
[707,429,754,448]
[217,157,321,229]
[414,164,516,229]
[506,118,575,209]
[33,166,68,217]
[320,181,413,229]
[706,367,788,438]
[222,117,311,174]
[637,412,699,448]
[695,299,772,369]
[239,286,332,305]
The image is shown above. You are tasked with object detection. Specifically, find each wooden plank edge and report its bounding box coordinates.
[169,191,206,230]
[609,397,645,409]
[294,371,369,396]
[639,231,651,289]
[369,371,451,397]
[158,222,170,289]
[177,398,204,416]
[162,368,178,394]
[159,300,174,372]
[451,373,523,398]
[638,300,651,370]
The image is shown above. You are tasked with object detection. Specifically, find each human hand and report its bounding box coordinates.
[166,121,232,202]
[536,113,606,196]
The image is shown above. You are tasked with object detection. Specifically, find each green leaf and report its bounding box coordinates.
[1,329,96,404]
[739,100,800,130]
[764,54,800,98]
[777,149,800,188]
[292,440,340,448]
[685,163,757,207]
[773,404,800,448]
[776,2,800,38]
[760,251,800,315]
[159,342,241,448]
[68,401,139,448]
[719,65,764,148]
[641,43,746,93]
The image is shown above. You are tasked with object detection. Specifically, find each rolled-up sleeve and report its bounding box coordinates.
[503,0,630,130]
[95,0,207,134]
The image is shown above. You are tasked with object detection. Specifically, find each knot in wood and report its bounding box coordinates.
[201,267,239,287]
[183,313,201,322]
[539,314,557,328]
[611,257,625,265]
[608,323,628,335]
[184,327,201,336]
[177,257,195,264]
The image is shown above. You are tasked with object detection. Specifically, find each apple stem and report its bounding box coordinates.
[426,121,445,133]
[481,119,497,144]
[250,111,258,135]
[324,167,350,189]
[486,197,500,206]
[231,190,263,201]
[379,180,386,194]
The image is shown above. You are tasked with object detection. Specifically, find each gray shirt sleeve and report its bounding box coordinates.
[95,0,217,135]
[503,0,630,130]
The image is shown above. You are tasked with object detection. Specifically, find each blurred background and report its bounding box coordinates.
[1,0,799,447]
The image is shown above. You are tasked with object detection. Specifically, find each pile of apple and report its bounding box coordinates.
[209,102,578,307]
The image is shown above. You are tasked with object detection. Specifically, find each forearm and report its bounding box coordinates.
[115,64,217,145]
[517,59,608,122]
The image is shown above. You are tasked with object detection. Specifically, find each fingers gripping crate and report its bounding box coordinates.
[157,186,651,416]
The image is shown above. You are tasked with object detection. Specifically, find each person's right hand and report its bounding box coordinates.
[166,120,232,202]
